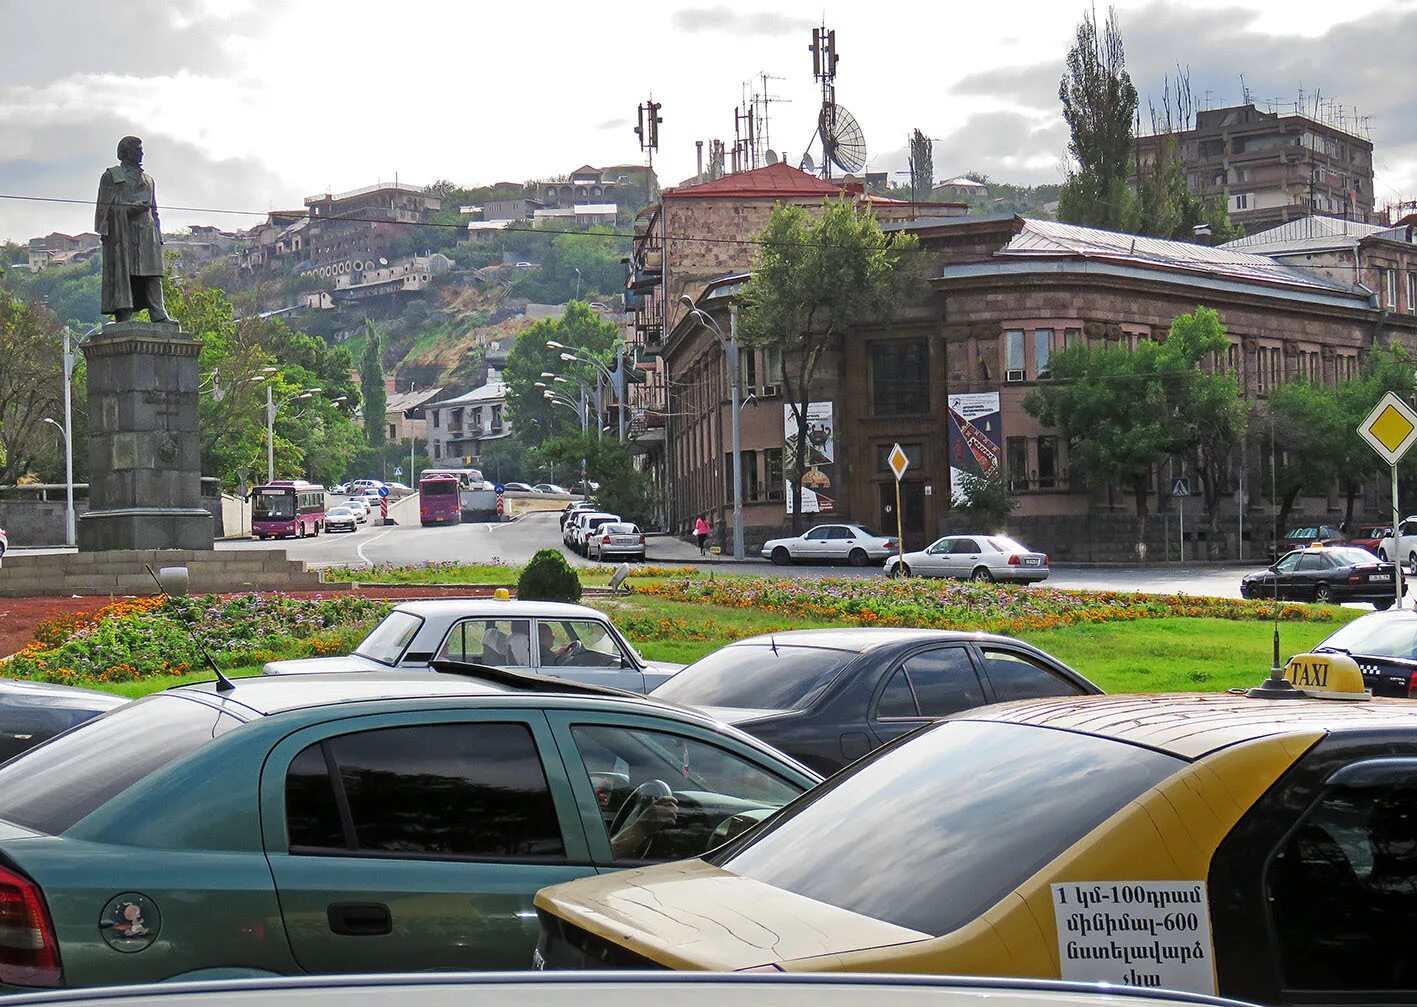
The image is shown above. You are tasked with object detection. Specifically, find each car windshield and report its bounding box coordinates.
[1319,616,1417,660]
[252,493,295,519]
[328,508,352,517]
[1325,547,1381,565]
[653,644,856,711]
[353,611,424,665]
[0,696,242,834]
[708,720,1182,936]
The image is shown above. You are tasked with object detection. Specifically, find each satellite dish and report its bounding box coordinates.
[801,151,816,172]
[765,149,779,165]
[819,102,868,174]
[609,563,632,593]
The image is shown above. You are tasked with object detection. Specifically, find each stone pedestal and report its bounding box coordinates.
[77,321,214,552]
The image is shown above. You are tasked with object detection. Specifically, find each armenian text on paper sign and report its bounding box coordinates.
[1051,881,1215,994]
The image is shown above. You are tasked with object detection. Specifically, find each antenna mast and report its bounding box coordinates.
[634,95,662,170]
[809,22,840,178]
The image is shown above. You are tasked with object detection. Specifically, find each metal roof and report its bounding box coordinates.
[963,691,1417,760]
[426,380,506,408]
[1220,215,1410,255]
[1001,218,1357,294]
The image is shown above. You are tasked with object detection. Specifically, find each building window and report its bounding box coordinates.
[1004,329,1025,377]
[1063,327,1082,349]
[1386,269,1399,309]
[1006,437,1028,493]
[762,345,784,386]
[432,411,440,428]
[763,448,784,501]
[1233,193,1250,210]
[877,443,923,473]
[1033,328,1053,377]
[387,423,396,440]
[1037,437,1058,490]
[870,340,930,416]
[1270,347,1282,388]
[1226,342,1239,373]
[1408,273,1416,315]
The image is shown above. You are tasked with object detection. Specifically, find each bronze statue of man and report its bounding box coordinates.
[96,136,170,323]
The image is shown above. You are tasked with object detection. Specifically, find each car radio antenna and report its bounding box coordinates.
[145,565,236,693]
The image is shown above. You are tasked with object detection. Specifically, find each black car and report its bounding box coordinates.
[1314,609,1417,697]
[649,628,1102,776]
[1241,546,1402,609]
[0,678,125,763]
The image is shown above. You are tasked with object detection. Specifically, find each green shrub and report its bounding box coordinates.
[518,549,583,602]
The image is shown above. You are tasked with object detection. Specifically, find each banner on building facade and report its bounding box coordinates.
[947,391,1002,504]
[784,402,836,514]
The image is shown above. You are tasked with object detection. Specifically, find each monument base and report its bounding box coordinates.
[77,507,214,552]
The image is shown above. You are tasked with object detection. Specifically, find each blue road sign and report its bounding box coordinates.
[377,485,390,497]
[1170,477,1191,498]
[494,483,506,495]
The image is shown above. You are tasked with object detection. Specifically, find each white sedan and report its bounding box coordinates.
[885,534,1050,583]
[344,499,371,523]
[263,598,682,692]
[762,523,899,567]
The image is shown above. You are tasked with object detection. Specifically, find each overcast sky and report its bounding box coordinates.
[2,0,1415,241]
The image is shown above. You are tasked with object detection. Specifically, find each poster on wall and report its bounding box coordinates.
[947,391,1002,504]
[784,402,836,513]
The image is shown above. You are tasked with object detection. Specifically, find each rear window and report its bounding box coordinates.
[0,696,242,834]
[653,644,855,711]
[708,720,1181,935]
[421,480,457,496]
[354,610,423,665]
[603,523,639,535]
[1326,547,1380,565]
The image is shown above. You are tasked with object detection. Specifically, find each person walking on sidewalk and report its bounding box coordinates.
[694,514,710,555]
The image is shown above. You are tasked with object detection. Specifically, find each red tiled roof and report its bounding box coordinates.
[666,162,844,199]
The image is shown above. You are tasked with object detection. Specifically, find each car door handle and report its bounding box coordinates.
[327,902,392,936]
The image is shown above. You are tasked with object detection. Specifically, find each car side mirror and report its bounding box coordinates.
[1267,565,1278,573]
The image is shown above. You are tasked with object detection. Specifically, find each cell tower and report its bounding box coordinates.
[634,96,662,168]
[807,24,867,178]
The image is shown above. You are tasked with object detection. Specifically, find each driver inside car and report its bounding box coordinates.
[609,789,678,859]
[539,622,577,665]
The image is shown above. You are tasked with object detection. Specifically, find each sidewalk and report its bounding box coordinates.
[644,533,752,566]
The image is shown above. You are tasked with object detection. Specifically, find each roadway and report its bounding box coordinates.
[8,510,1399,606]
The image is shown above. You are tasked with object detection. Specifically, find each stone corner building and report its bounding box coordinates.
[658,209,1417,560]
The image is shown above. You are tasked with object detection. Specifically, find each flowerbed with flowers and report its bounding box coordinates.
[321,561,704,585]
[5,593,394,685]
[631,576,1325,635]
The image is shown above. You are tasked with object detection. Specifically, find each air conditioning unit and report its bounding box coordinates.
[1005,369,1026,383]
[760,383,781,397]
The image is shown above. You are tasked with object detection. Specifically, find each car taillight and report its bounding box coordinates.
[1008,554,1021,565]
[1349,574,1364,584]
[1408,672,1417,699]
[0,865,62,987]
[602,534,611,543]
[639,535,646,544]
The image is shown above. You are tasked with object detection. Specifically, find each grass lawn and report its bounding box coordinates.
[78,592,1354,701]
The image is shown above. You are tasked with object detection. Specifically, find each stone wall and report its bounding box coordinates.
[0,482,227,548]
[0,549,330,596]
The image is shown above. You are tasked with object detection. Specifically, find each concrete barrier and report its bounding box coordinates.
[0,549,335,597]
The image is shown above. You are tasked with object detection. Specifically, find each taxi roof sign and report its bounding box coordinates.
[1358,391,1417,465]
[1282,652,1371,701]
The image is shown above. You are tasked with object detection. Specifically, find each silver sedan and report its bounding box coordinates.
[762,523,899,566]
[885,534,1049,583]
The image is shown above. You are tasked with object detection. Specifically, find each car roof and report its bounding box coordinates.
[173,670,665,719]
[962,691,1417,760]
[721,627,1032,654]
[387,598,607,619]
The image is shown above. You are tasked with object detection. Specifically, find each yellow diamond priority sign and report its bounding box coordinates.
[888,443,910,482]
[1359,392,1417,465]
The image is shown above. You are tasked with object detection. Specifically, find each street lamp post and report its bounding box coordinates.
[547,341,627,441]
[680,295,744,561]
[267,385,321,483]
[42,416,74,547]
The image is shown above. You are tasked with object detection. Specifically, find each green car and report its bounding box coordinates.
[0,671,818,994]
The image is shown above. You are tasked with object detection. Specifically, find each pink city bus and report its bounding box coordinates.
[250,480,326,539]
[419,473,462,526]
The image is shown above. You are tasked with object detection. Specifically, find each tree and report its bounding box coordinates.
[0,292,64,485]
[908,128,934,203]
[540,432,658,526]
[738,200,925,532]
[1024,307,1236,550]
[955,465,1018,532]
[1167,308,1247,548]
[360,320,387,448]
[1057,6,1137,230]
[503,302,618,435]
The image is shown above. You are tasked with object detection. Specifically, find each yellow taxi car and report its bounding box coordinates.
[536,655,1417,1006]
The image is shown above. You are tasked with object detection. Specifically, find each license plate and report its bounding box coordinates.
[1024,557,1042,566]
[1372,574,1392,582]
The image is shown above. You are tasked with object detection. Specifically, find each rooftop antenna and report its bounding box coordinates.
[634,95,662,170]
[145,565,236,693]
